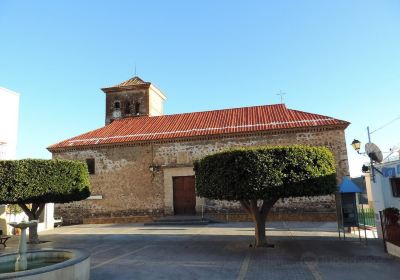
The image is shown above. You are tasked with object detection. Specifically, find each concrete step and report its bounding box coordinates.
[144,216,211,226]
[156,217,204,222]
[144,220,209,226]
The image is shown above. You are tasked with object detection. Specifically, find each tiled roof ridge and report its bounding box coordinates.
[65,117,343,145]
[48,104,349,150]
[112,76,150,88]
[110,103,346,126]
[48,104,288,147]
[113,103,287,122]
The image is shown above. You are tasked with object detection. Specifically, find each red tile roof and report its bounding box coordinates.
[48,104,349,150]
[112,76,150,88]
[101,76,152,93]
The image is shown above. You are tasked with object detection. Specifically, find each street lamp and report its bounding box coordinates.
[351,139,362,154]
[350,130,382,183]
[352,117,400,182]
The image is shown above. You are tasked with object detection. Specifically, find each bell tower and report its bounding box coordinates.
[101,76,167,124]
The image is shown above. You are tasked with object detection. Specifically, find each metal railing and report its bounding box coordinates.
[380,210,400,250]
[200,204,230,222]
[357,206,376,227]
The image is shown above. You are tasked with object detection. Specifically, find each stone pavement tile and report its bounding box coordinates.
[315,258,400,280]
[239,242,314,280]
[90,242,243,280]
[246,259,314,280]
[91,260,239,280]
[2,223,400,279]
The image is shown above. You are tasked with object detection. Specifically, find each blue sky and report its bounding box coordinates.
[1,1,399,176]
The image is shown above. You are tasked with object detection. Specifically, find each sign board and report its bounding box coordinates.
[382,167,396,178]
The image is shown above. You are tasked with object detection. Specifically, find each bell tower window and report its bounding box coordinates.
[134,101,140,115]
[102,75,167,124]
[114,101,121,109]
[125,101,131,115]
[112,101,122,119]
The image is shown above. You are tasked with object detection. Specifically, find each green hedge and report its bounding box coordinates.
[194,145,337,201]
[0,159,91,204]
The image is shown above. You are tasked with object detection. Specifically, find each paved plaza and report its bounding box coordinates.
[1,222,399,279]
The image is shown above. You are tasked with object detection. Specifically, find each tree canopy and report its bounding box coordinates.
[194,145,337,200]
[0,159,91,204]
[194,145,337,247]
[0,159,91,243]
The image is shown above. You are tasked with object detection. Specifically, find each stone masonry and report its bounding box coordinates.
[53,126,349,224]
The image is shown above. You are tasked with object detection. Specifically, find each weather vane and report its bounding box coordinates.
[277,90,286,104]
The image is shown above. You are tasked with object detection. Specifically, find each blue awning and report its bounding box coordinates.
[338,177,362,193]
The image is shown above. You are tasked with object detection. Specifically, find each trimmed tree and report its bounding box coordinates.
[194,145,337,247]
[0,159,91,243]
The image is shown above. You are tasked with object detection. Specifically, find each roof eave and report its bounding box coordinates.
[101,83,152,93]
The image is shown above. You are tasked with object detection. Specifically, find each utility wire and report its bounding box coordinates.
[370,116,400,134]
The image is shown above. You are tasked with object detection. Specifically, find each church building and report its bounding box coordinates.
[48,76,350,224]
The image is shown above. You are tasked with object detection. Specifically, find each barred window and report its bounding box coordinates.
[390,178,400,197]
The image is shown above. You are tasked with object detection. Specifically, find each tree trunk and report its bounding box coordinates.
[254,214,267,247]
[18,203,45,244]
[240,199,277,247]
[28,221,39,244]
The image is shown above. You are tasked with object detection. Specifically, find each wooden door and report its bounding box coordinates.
[173,176,196,215]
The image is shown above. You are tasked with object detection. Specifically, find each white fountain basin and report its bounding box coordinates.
[0,249,90,280]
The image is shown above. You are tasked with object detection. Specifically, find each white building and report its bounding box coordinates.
[0,87,20,235]
[366,159,400,238]
[0,87,55,235]
[0,87,19,160]
[368,160,400,212]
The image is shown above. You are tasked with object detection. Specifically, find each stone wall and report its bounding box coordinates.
[105,89,149,124]
[53,145,164,224]
[53,126,349,224]
[205,212,338,222]
[152,128,348,179]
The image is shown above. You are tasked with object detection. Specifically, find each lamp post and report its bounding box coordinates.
[352,117,400,183]
[351,126,377,182]
[351,139,362,153]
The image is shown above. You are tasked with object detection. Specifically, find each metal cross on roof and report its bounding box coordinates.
[277,90,286,104]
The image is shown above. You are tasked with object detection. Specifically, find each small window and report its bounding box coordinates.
[114,101,121,109]
[86,158,95,175]
[390,178,400,197]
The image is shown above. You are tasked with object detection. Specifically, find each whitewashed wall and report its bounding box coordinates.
[367,159,400,239]
[0,87,20,160]
[371,160,400,212]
